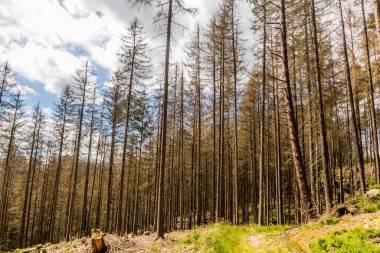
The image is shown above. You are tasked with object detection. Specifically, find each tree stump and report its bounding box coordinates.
[91,229,107,253]
[331,204,359,217]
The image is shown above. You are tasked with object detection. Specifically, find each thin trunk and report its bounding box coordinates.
[196,24,202,227]
[65,62,89,241]
[361,0,379,184]
[337,0,366,194]
[116,36,136,233]
[133,116,145,235]
[310,0,333,211]
[280,0,312,221]
[258,1,267,226]
[231,0,239,226]
[156,0,173,238]
[19,108,39,247]
[49,101,67,242]
[81,85,97,235]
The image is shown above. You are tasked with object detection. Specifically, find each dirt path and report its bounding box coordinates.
[16,230,192,253]
[14,211,380,253]
[247,233,294,252]
[247,234,266,247]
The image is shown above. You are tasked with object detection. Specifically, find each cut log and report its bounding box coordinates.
[91,229,107,253]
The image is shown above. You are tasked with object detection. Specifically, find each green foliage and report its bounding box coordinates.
[318,217,341,226]
[366,178,379,189]
[309,227,380,253]
[304,217,343,230]
[363,204,378,213]
[150,245,159,252]
[182,223,289,252]
[370,184,380,190]
[203,223,287,253]
[204,224,251,253]
[182,231,201,251]
[348,194,380,213]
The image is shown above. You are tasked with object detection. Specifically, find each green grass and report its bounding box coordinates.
[309,227,380,253]
[182,223,289,253]
[150,245,159,252]
[318,217,341,226]
[369,184,380,190]
[349,194,380,213]
[304,217,343,230]
[182,231,201,251]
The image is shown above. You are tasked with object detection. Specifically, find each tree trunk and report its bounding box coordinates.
[280,0,313,221]
[19,106,40,247]
[231,0,239,226]
[65,62,89,241]
[258,1,267,226]
[361,0,379,184]
[156,0,173,239]
[375,0,380,50]
[81,85,97,235]
[310,0,333,211]
[337,0,366,194]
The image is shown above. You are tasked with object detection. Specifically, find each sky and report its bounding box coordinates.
[0,0,253,113]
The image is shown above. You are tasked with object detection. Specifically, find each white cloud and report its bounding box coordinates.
[0,0,252,97]
[8,42,83,94]
[0,0,125,95]
[14,84,38,96]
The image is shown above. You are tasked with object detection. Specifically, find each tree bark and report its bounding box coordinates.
[310,0,333,211]
[258,1,267,226]
[361,0,379,184]
[280,0,313,221]
[337,0,366,194]
[156,0,173,238]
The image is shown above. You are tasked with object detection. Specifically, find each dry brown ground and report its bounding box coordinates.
[15,229,198,253]
[12,211,380,253]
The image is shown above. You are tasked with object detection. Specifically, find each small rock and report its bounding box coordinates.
[144,231,150,235]
[366,189,380,198]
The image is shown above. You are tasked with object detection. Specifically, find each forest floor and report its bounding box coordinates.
[8,193,380,253]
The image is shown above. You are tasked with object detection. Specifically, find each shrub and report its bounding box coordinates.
[318,217,341,226]
[182,231,201,251]
[363,204,378,213]
[150,245,159,252]
[309,227,380,253]
[349,194,380,213]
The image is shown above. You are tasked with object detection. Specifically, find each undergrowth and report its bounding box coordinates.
[182,223,288,253]
[318,217,341,226]
[182,231,201,251]
[349,194,380,213]
[309,227,380,253]
[303,217,343,230]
